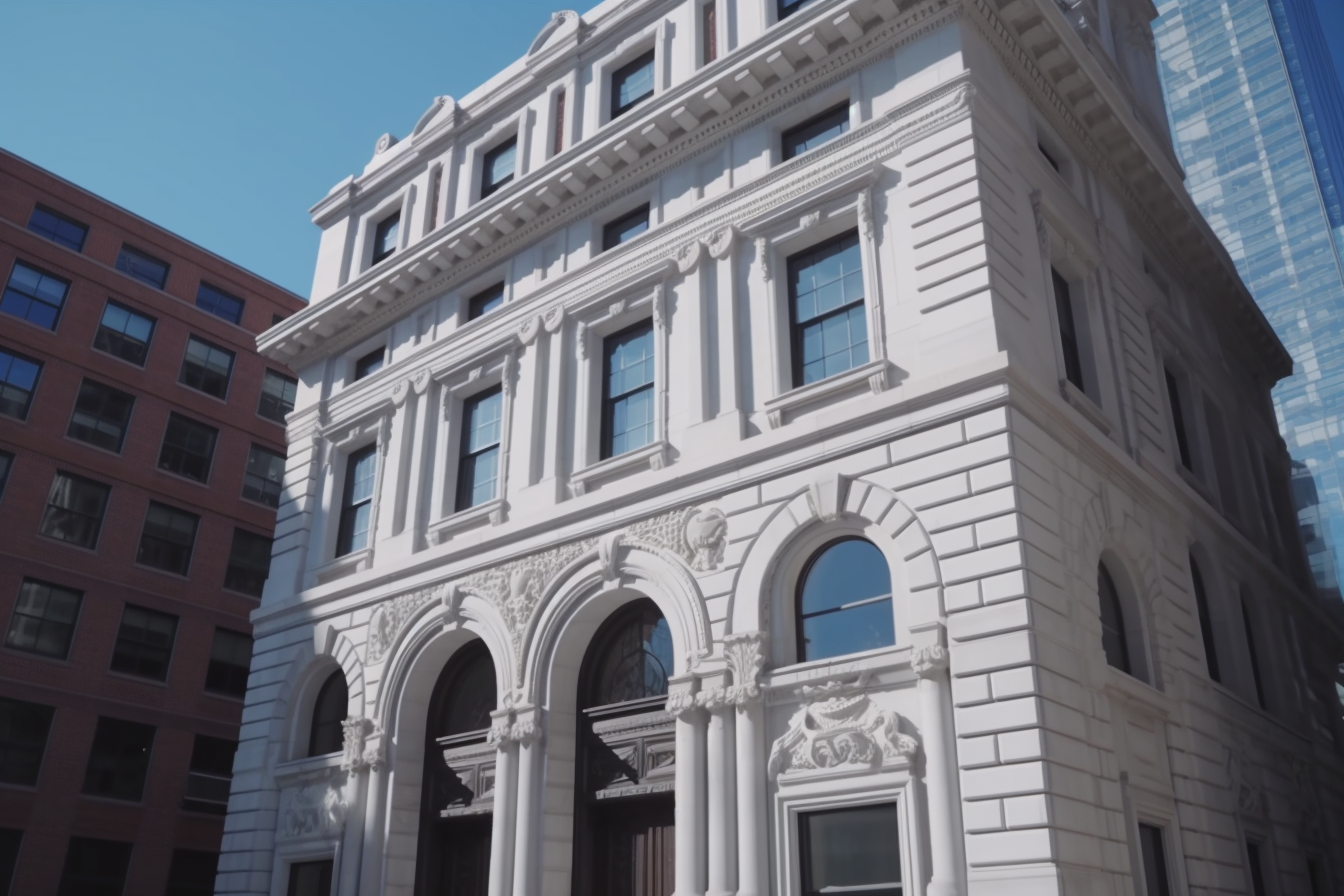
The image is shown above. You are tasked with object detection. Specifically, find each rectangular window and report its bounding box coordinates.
[196,282,245,325]
[553,89,567,156]
[58,838,132,896]
[288,860,333,896]
[1203,397,1240,517]
[702,0,718,65]
[778,0,815,20]
[182,735,236,815]
[0,828,20,896]
[115,244,170,289]
[482,137,517,198]
[1039,143,1060,172]
[789,230,868,386]
[1307,858,1326,896]
[109,605,178,681]
[0,348,42,420]
[2,261,70,330]
[179,335,235,399]
[205,629,252,698]
[610,50,655,119]
[1052,268,1085,391]
[166,849,220,896]
[1247,842,1268,896]
[456,387,503,511]
[93,300,156,366]
[82,717,155,801]
[372,212,400,265]
[38,471,110,549]
[0,696,55,786]
[782,104,850,161]
[258,369,298,423]
[1164,368,1193,470]
[67,379,136,453]
[337,446,377,557]
[601,321,656,459]
[1138,823,1172,896]
[158,413,219,483]
[354,348,385,381]
[136,501,200,576]
[1242,598,1267,708]
[602,204,650,251]
[28,205,88,251]
[468,282,505,320]
[799,803,901,896]
[242,444,286,508]
[5,579,82,659]
[225,529,272,597]
[428,165,442,231]
[0,450,11,501]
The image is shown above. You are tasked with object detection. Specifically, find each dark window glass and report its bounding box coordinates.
[586,601,674,706]
[258,369,298,423]
[1138,823,1172,896]
[1247,842,1267,896]
[797,538,894,662]
[482,137,517,198]
[789,231,868,386]
[354,348,385,381]
[287,860,333,896]
[1165,368,1193,471]
[1189,557,1221,682]
[1039,143,1060,172]
[467,282,505,320]
[1307,858,1326,896]
[93,301,156,367]
[602,204,650,251]
[82,717,155,801]
[0,697,55,786]
[109,605,178,681]
[610,50,655,118]
[205,629,252,699]
[1242,598,1266,708]
[225,529,272,597]
[0,828,20,896]
[782,104,850,161]
[272,312,286,326]
[182,735,235,815]
[58,837,132,896]
[309,673,348,757]
[115,244,169,289]
[456,388,503,512]
[0,451,11,501]
[0,349,41,420]
[2,261,69,329]
[601,321,655,459]
[799,803,901,896]
[336,446,377,557]
[38,471,110,549]
[242,444,286,508]
[196,282,245,325]
[179,336,235,399]
[553,90,567,155]
[67,379,135,453]
[429,641,497,739]
[1053,268,1085,391]
[703,0,718,65]
[428,165,443,230]
[778,0,815,19]
[372,212,400,265]
[136,501,200,576]
[28,205,88,251]
[1098,563,1131,674]
[158,413,218,483]
[165,849,219,896]
[5,579,82,659]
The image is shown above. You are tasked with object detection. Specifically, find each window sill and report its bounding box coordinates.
[429,497,507,546]
[314,547,373,584]
[764,360,890,429]
[570,440,669,497]
[1059,379,1110,435]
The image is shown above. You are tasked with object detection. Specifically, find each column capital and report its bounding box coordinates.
[488,704,544,746]
[666,674,702,719]
[912,644,950,680]
[723,630,767,705]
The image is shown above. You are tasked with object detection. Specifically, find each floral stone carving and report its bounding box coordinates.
[768,690,917,777]
[280,783,348,840]
[366,584,446,664]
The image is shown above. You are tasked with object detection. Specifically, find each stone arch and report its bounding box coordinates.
[275,628,368,763]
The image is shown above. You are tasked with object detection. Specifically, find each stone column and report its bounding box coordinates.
[725,632,767,896]
[914,645,961,896]
[486,726,519,896]
[508,707,545,896]
[700,675,737,896]
[668,676,707,896]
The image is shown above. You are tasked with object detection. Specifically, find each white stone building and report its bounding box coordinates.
[224,0,1344,894]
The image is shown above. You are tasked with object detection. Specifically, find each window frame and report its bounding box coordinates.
[135,500,201,577]
[157,411,220,484]
[794,537,896,664]
[258,368,298,423]
[781,102,851,162]
[58,837,133,896]
[352,347,386,382]
[0,347,43,421]
[179,334,236,400]
[2,259,71,331]
[108,603,179,682]
[115,244,170,290]
[777,788,914,896]
[336,444,378,558]
[1136,822,1174,896]
[205,628,253,699]
[467,281,506,321]
[776,0,817,22]
[195,281,246,325]
[608,48,657,120]
[602,203,651,252]
[798,802,903,896]
[786,229,870,389]
[27,204,88,251]
[371,210,401,265]
[429,350,516,539]
[308,672,348,757]
[0,696,56,786]
[600,319,657,461]
[93,300,156,367]
[480,135,518,199]
[5,578,84,660]
[38,470,110,550]
[66,378,136,454]
[455,385,505,512]
[81,716,156,802]
[700,0,719,67]
[0,450,12,502]
[224,527,273,597]
[242,443,286,508]
[182,735,236,815]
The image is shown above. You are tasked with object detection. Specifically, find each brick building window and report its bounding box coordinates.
[136,501,200,576]
[288,860,333,896]
[179,336,235,399]
[456,387,503,511]
[258,369,298,423]
[109,605,179,681]
[38,471,110,549]
[601,322,655,459]
[165,849,219,896]
[224,529,272,597]
[5,579,82,659]
[2,260,70,330]
[0,348,42,420]
[782,104,849,161]
[205,629,252,698]
[481,136,517,198]
[94,301,156,367]
[602,204,650,251]
[0,696,55,786]
[28,205,88,251]
[242,444,285,508]
[115,244,169,289]
[336,446,377,556]
[82,717,155,801]
[58,837,133,896]
[0,450,13,502]
[158,413,219,483]
[0,829,20,896]
[788,231,868,387]
[182,735,236,815]
[196,282,245,325]
[67,379,136,453]
[467,282,505,320]
[610,50,655,119]
[372,211,400,265]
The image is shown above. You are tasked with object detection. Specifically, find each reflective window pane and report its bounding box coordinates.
[116,244,169,289]
[800,803,901,896]
[2,261,69,330]
[797,539,894,662]
[27,205,88,251]
[611,50,655,118]
[94,301,156,367]
[789,231,867,386]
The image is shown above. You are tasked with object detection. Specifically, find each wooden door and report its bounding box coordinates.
[591,796,675,896]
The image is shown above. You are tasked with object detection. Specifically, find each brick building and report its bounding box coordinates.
[0,149,306,895]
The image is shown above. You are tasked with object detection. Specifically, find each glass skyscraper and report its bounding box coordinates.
[1154,0,1344,602]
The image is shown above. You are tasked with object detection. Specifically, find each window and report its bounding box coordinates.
[136,501,200,576]
[257,369,297,423]
[165,850,220,896]
[456,387,503,511]
[67,379,135,453]
[196,282,245,325]
[109,605,178,681]
[206,629,252,698]
[38,471,110,549]
[610,50,655,119]
[93,301,156,366]
[778,0,816,20]
[1307,858,1327,896]
[82,717,155,801]
[287,860,333,896]
[586,601,674,706]
[0,349,41,420]
[602,204,650,251]
[481,136,517,198]
[1164,368,1193,471]
[797,538,894,662]
[782,104,850,161]
[1246,842,1268,896]
[1242,597,1266,708]
[372,212,400,265]
[179,336,235,399]
[1098,563,1131,674]
[353,348,385,381]
[115,244,169,289]
[28,205,88,251]
[336,446,377,557]
[2,261,69,329]
[182,735,235,815]
[1052,268,1085,391]
[467,282,505,320]
[0,451,11,501]
[58,838,132,896]
[1038,143,1060,172]
[225,529,272,597]
[553,89,567,156]
[1189,556,1220,682]
[242,444,286,508]
[0,696,55,785]
[0,829,20,896]
[428,641,497,740]
[1137,823,1172,896]
[309,673,348,756]
[1203,398,1240,516]
[789,230,868,386]
[799,803,901,896]
[702,0,718,65]
[158,413,219,483]
[601,321,655,459]
[5,579,82,659]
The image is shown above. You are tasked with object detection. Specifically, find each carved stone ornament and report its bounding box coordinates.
[912,645,950,680]
[488,704,544,746]
[768,690,917,777]
[391,378,412,407]
[707,226,737,260]
[543,304,566,333]
[341,716,385,774]
[857,188,874,241]
[412,368,431,394]
[375,132,398,155]
[518,315,542,346]
[665,685,700,719]
[576,320,589,360]
[280,783,347,840]
[366,584,446,664]
[756,236,771,283]
[676,239,703,274]
[723,631,766,705]
[683,507,728,571]
[1030,190,1049,255]
[800,211,821,231]
[651,283,666,330]
[1227,749,1265,817]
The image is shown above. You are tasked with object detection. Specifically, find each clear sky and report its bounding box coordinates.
[2,0,1342,300]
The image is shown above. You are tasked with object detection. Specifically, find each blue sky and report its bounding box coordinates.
[2,0,1342,299]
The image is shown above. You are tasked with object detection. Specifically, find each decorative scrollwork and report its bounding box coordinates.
[768,690,917,777]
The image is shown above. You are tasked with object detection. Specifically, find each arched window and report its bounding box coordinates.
[308,672,347,757]
[429,640,497,740]
[586,601,674,707]
[1189,555,1220,682]
[796,538,895,663]
[1098,563,1131,675]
